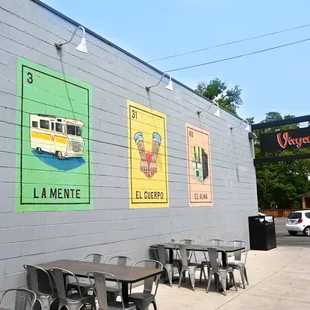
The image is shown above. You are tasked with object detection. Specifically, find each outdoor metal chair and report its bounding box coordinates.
[128,259,163,310]
[176,244,206,290]
[87,271,136,310]
[0,288,36,310]
[198,239,224,283]
[179,239,195,245]
[208,239,224,247]
[49,268,95,310]
[24,264,57,310]
[154,244,178,287]
[226,240,249,289]
[67,253,105,295]
[106,256,132,302]
[205,248,237,296]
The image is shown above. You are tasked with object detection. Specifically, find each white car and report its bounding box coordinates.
[285,211,310,236]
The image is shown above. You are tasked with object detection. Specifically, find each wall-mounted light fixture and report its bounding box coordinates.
[146,73,173,92]
[230,119,251,132]
[197,101,221,118]
[248,131,258,140]
[55,26,88,53]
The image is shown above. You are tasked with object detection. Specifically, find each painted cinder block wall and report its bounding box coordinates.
[0,0,258,291]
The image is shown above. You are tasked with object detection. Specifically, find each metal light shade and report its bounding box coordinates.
[214,106,220,117]
[165,77,173,91]
[76,37,88,53]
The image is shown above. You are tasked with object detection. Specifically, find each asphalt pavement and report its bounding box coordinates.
[275,218,310,247]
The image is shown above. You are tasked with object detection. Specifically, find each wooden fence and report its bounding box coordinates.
[260,209,300,218]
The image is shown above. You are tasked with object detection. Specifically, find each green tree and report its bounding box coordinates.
[196,78,242,115]
[254,112,310,210]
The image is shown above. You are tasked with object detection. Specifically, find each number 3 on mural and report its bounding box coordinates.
[27,72,33,84]
[127,100,169,209]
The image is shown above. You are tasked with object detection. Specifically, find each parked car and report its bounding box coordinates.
[285,211,310,236]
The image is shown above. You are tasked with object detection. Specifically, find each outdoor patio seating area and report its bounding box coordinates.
[0,238,249,310]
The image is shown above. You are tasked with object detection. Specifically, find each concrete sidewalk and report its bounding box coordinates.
[155,246,310,309]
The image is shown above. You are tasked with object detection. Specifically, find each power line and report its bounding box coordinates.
[165,37,310,73]
[147,23,310,63]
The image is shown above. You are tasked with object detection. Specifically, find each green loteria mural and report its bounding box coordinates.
[16,58,92,212]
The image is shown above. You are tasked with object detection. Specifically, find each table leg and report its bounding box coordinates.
[122,282,129,305]
[219,251,232,292]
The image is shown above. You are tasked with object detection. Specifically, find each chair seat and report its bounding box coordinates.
[128,292,154,303]
[108,301,136,310]
[66,293,94,305]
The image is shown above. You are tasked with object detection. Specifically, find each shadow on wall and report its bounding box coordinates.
[32,150,85,171]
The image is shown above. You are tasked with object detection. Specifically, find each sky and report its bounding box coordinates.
[43,0,310,123]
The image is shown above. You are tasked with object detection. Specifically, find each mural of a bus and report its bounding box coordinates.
[30,114,85,160]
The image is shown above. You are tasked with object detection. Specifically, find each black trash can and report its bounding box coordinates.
[248,215,277,250]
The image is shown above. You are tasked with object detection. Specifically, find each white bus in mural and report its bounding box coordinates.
[30,114,85,159]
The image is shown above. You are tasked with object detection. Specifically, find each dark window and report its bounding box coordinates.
[305,212,310,219]
[67,125,75,135]
[51,123,54,131]
[32,121,38,128]
[56,123,63,133]
[288,212,302,219]
[67,125,82,136]
[40,120,49,130]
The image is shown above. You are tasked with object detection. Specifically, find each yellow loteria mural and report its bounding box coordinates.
[186,124,213,206]
[128,100,169,208]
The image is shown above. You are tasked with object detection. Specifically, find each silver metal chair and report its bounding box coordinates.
[87,271,136,310]
[24,264,57,310]
[67,253,105,295]
[226,240,249,289]
[199,239,224,283]
[49,268,95,310]
[154,244,177,287]
[128,259,163,310]
[0,288,36,310]
[106,256,132,302]
[205,248,237,296]
[179,239,195,245]
[176,244,206,290]
[107,256,131,266]
[208,239,224,246]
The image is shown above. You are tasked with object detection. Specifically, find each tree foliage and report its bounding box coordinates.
[196,78,242,115]
[254,112,310,210]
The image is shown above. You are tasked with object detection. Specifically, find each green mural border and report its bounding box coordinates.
[16,57,93,212]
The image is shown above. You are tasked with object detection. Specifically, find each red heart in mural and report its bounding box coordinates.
[144,152,155,178]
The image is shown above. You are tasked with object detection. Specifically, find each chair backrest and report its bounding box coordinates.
[0,288,36,310]
[23,265,55,297]
[176,244,197,266]
[87,272,124,310]
[179,239,195,245]
[155,244,168,265]
[226,240,248,263]
[49,268,82,302]
[132,259,163,297]
[107,255,131,266]
[84,253,105,264]
[207,247,226,272]
[208,239,224,247]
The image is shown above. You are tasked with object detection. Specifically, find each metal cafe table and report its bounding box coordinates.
[39,259,162,304]
[150,243,245,266]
